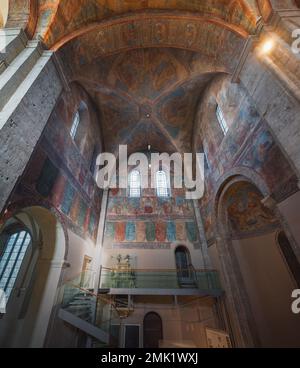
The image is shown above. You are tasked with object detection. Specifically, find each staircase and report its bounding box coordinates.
[58,273,121,347]
[62,290,95,322]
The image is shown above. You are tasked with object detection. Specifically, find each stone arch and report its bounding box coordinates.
[0,205,67,347]
[214,167,270,218]
[213,173,300,347]
[2,198,69,260]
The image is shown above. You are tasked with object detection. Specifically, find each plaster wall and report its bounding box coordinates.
[232,232,300,347]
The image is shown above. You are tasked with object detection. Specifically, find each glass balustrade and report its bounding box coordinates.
[61,271,120,347]
[99,268,222,292]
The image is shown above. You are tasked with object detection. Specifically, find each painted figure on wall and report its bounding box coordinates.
[226,183,278,236]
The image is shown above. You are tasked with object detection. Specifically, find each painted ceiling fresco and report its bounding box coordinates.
[59,47,222,154]
[5,1,280,156]
[33,0,260,47]
[7,1,299,46]
[6,1,262,155]
[49,1,253,156]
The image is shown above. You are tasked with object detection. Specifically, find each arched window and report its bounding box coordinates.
[216,105,228,135]
[175,246,194,286]
[0,229,31,302]
[70,111,80,139]
[156,170,169,198]
[129,170,141,198]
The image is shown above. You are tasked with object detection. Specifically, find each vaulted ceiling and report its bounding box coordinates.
[36,0,260,48]
[6,0,281,154]
[55,2,249,154]
[64,48,219,154]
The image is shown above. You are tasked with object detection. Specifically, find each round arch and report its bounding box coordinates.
[213,174,300,348]
[35,1,259,48]
[0,206,67,348]
[212,174,272,348]
[143,311,163,348]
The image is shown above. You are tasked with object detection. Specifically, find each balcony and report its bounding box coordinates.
[100,267,223,297]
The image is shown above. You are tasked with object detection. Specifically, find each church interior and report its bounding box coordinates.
[0,0,300,348]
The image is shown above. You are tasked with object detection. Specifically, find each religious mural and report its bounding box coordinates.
[104,186,199,249]
[36,0,257,48]
[225,182,279,238]
[197,79,298,243]
[58,47,218,154]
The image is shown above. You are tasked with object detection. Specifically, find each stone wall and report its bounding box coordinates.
[3,83,103,243]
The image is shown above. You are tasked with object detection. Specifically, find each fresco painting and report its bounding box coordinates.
[225,182,279,237]
[136,222,146,242]
[104,182,199,248]
[126,222,136,241]
[70,195,80,222]
[156,222,167,242]
[146,222,156,242]
[198,88,297,243]
[8,84,102,242]
[176,222,186,241]
[115,222,126,242]
[105,222,115,240]
[88,213,97,236]
[107,194,194,218]
[167,221,177,242]
[77,200,87,228]
[61,182,75,215]
[37,0,257,49]
[104,219,199,245]
[186,222,198,243]
[36,158,59,198]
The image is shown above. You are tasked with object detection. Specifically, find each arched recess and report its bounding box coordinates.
[214,175,300,348]
[143,312,163,348]
[5,0,38,38]
[0,206,67,348]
